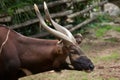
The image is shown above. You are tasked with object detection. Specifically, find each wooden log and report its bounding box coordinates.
[10,19,39,29]
[0,16,11,22]
[64,24,73,29]
[13,0,71,14]
[15,0,87,14]
[31,16,96,38]
[68,0,108,18]
[0,14,8,18]
[30,32,49,38]
[0,0,69,21]
[101,22,120,26]
[31,17,96,38]
[0,0,86,18]
[70,17,97,32]
[10,10,73,29]
[50,10,73,18]
[72,0,87,3]
[0,0,86,22]
[31,24,73,38]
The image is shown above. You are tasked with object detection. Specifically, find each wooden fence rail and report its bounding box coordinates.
[10,10,73,29]
[68,0,108,18]
[0,0,86,18]
[0,0,108,38]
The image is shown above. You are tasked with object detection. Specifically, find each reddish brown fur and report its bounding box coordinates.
[0,25,68,80]
[0,25,94,80]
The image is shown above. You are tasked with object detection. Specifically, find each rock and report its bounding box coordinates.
[104,3,120,16]
[109,0,120,8]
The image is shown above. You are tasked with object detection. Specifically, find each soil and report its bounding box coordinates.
[81,40,120,80]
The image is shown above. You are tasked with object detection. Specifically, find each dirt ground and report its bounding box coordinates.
[81,40,120,80]
[19,40,120,80]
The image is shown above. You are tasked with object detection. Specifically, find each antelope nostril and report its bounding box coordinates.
[89,64,94,70]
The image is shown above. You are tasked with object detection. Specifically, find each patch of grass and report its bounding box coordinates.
[20,70,120,80]
[97,14,113,23]
[92,51,120,63]
[100,52,120,61]
[93,24,120,38]
[95,25,112,37]
[113,26,120,32]
[109,78,119,80]
[105,38,119,43]
[82,13,120,39]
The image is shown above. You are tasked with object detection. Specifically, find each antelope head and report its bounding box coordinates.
[34,2,94,72]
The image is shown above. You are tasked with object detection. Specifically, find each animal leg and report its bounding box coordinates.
[20,68,32,76]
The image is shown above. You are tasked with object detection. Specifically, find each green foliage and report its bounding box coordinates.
[104,38,119,43]
[0,0,52,36]
[12,11,36,24]
[92,51,120,64]
[72,0,95,26]
[97,14,113,23]
[75,13,114,37]
[15,23,40,36]
[95,25,112,37]
[0,0,50,19]
[95,24,120,38]
[113,26,120,32]
[0,0,110,37]
[0,0,68,36]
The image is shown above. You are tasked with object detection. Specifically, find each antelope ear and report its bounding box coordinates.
[74,34,83,44]
[57,40,63,45]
